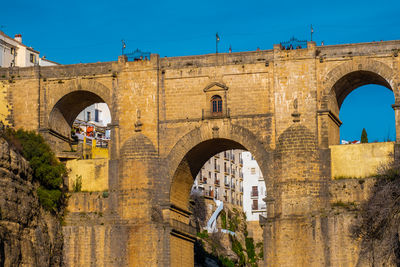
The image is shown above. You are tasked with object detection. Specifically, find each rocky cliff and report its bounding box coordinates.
[0,138,63,266]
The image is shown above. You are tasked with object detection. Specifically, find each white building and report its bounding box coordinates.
[192,150,244,207]
[242,151,266,221]
[76,103,111,127]
[0,31,59,67]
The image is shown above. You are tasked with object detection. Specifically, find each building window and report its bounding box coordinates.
[251,168,256,174]
[251,186,258,197]
[253,199,258,210]
[94,109,100,122]
[10,47,15,55]
[30,53,36,63]
[86,111,91,121]
[211,95,222,115]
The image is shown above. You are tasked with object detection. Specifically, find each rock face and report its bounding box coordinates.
[0,138,63,267]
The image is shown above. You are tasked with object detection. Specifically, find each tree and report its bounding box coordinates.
[361,128,368,143]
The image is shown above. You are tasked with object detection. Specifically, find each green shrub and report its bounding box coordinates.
[231,236,246,265]
[73,175,82,192]
[245,237,256,263]
[219,256,235,267]
[256,242,264,260]
[197,230,209,239]
[2,128,66,212]
[37,186,62,212]
[220,210,227,229]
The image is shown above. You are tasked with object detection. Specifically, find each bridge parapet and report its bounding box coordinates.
[0,61,115,80]
[318,40,400,58]
[161,49,274,69]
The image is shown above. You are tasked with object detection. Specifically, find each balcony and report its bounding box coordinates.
[224,166,230,174]
[224,151,230,160]
[202,108,230,120]
[252,204,266,211]
[214,165,220,172]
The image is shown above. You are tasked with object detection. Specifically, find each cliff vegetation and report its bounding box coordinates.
[352,161,400,266]
[0,128,66,266]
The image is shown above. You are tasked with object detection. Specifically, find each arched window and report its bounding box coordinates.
[211,95,222,115]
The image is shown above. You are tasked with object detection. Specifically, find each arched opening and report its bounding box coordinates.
[326,70,394,145]
[48,90,112,155]
[339,85,395,142]
[170,139,266,266]
[326,70,397,179]
[47,91,112,192]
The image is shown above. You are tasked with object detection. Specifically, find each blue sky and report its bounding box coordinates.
[2,0,399,141]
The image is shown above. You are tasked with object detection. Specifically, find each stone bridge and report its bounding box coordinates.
[1,40,400,266]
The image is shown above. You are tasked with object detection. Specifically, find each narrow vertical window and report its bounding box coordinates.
[211,95,222,115]
[95,109,99,122]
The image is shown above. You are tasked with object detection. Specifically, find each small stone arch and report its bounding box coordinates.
[50,79,112,112]
[46,79,113,153]
[318,59,399,145]
[320,59,398,110]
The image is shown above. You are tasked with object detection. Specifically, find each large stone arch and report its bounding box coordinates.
[164,121,273,266]
[166,122,273,210]
[318,59,399,145]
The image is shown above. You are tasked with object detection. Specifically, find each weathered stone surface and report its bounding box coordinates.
[1,40,400,266]
[0,138,63,267]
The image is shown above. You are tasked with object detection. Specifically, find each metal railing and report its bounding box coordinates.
[251,190,259,197]
[252,204,266,211]
[202,108,230,120]
[214,165,220,172]
[224,166,230,174]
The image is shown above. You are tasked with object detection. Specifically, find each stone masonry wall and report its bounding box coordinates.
[0,40,399,266]
[0,138,63,266]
